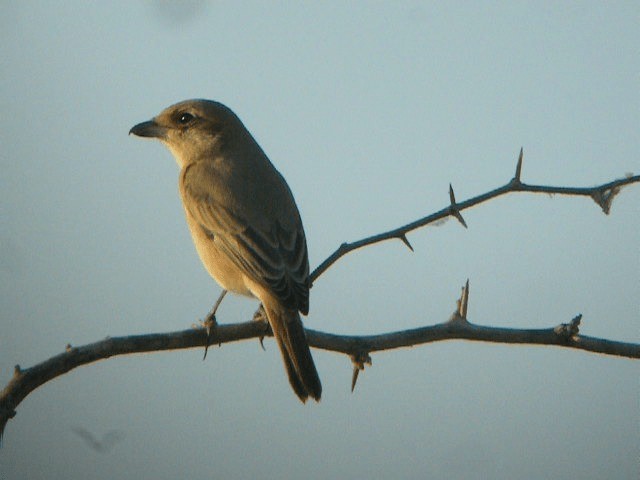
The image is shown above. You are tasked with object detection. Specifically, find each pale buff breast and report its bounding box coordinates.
[183,207,255,298]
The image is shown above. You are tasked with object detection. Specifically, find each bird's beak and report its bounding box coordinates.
[129,119,168,139]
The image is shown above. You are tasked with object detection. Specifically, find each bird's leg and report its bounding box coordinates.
[252,304,268,350]
[202,289,227,360]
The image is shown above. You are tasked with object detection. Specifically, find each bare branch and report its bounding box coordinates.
[2,299,638,438]
[310,150,639,282]
[2,156,638,441]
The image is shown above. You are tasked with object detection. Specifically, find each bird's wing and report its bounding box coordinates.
[180,162,310,313]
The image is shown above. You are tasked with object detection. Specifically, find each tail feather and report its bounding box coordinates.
[273,332,309,402]
[264,302,322,402]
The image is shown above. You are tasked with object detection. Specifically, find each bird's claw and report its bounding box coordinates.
[252,305,268,350]
[202,314,217,361]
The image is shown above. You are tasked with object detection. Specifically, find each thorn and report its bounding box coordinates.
[452,210,468,228]
[14,365,22,375]
[450,279,470,322]
[514,147,523,182]
[459,279,470,319]
[570,314,582,328]
[603,187,620,213]
[65,344,73,352]
[259,336,266,351]
[350,352,372,392]
[351,368,360,392]
[398,233,414,251]
[592,187,620,215]
[448,184,468,228]
[554,314,582,339]
[590,191,605,213]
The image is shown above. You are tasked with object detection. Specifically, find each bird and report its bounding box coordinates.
[129,99,321,402]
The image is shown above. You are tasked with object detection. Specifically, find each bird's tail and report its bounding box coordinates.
[263,301,322,402]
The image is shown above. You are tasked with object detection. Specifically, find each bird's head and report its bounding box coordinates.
[130,99,241,167]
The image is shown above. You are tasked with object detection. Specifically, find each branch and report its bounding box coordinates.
[0,281,640,439]
[2,150,638,440]
[2,282,637,439]
[310,149,639,282]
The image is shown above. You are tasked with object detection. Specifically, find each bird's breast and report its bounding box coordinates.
[183,207,254,298]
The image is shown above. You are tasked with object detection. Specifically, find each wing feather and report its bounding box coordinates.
[180,163,310,313]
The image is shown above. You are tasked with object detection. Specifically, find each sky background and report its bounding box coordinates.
[1,2,638,479]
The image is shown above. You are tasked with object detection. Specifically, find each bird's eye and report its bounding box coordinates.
[178,113,195,125]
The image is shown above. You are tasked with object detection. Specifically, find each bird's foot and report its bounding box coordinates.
[253,305,268,351]
[201,312,218,361]
[201,290,227,360]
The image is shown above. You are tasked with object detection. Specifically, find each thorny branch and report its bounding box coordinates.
[1,149,639,440]
[310,148,637,282]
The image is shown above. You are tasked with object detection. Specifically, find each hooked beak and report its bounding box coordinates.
[129,119,168,139]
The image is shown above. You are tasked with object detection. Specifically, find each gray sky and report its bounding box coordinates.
[1,2,638,479]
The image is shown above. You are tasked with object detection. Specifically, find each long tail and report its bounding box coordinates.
[262,301,322,402]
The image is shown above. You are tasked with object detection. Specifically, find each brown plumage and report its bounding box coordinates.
[130,100,321,401]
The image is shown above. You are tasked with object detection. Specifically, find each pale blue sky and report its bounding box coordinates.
[1,2,638,479]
